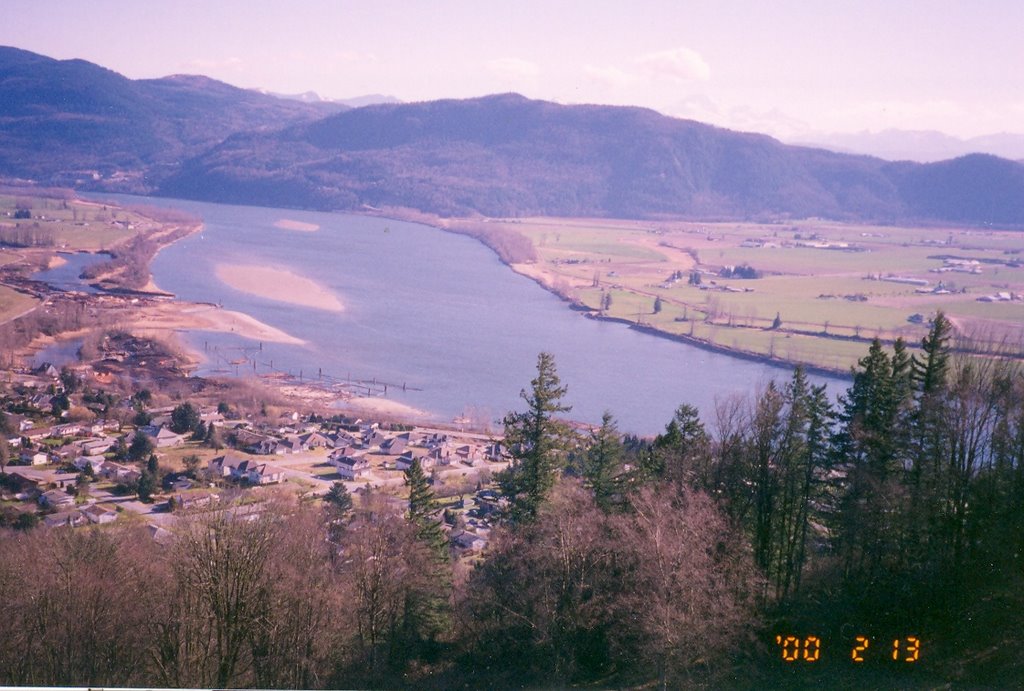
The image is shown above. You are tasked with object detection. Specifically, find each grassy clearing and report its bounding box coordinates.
[0,285,39,323]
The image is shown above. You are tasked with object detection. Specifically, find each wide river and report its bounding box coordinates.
[102,195,847,435]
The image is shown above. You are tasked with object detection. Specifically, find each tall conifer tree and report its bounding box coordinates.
[498,352,572,522]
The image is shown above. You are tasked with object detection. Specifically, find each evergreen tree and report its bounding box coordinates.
[404,459,446,558]
[128,432,154,462]
[498,352,573,522]
[137,470,156,502]
[171,402,201,434]
[647,403,709,491]
[75,471,91,498]
[833,338,908,583]
[403,458,451,649]
[906,312,953,569]
[324,481,353,515]
[764,367,834,602]
[584,411,624,510]
[205,423,223,450]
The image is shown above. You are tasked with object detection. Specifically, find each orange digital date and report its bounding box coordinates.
[775,635,921,663]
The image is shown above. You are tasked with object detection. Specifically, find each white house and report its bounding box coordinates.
[328,452,369,481]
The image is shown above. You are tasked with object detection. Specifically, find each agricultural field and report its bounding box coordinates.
[464,217,1024,372]
[0,283,39,323]
[0,192,157,252]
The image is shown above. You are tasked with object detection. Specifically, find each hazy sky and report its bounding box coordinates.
[3,0,1021,139]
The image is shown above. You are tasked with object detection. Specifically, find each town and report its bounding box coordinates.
[1,347,507,557]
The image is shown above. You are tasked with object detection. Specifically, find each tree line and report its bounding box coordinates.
[0,313,1021,687]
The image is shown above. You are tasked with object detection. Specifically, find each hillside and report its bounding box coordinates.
[0,46,343,190]
[160,94,1024,226]
[2,47,1024,226]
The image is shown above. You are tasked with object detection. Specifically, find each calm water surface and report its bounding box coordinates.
[33,252,107,293]
[101,195,847,435]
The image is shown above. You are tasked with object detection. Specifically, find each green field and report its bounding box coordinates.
[0,194,156,251]
[478,217,1024,372]
[0,284,39,323]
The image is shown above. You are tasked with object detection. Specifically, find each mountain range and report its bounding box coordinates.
[2,46,1023,227]
[793,129,1024,164]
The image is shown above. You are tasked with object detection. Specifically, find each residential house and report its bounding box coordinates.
[208,453,284,485]
[209,452,250,478]
[99,461,141,485]
[395,450,432,471]
[139,425,185,448]
[20,450,50,466]
[50,472,79,489]
[82,504,117,525]
[35,363,59,378]
[44,510,87,529]
[53,422,81,437]
[328,430,360,448]
[80,437,113,456]
[454,444,484,466]
[328,452,370,481]
[248,463,284,485]
[39,488,75,509]
[24,426,56,443]
[299,431,331,449]
[380,433,411,456]
[361,428,388,451]
[73,455,106,472]
[450,529,487,554]
[173,491,220,511]
[277,436,304,454]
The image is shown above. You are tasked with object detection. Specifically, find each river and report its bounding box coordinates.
[93,195,848,435]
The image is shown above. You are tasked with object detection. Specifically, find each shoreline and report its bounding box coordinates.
[368,207,855,380]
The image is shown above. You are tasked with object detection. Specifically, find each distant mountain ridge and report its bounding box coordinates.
[161,93,1024,225]
[2,46,1024,227]
[793,129,1024,163]
[0,46,341,189]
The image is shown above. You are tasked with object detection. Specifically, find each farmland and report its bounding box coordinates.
[449,217,1024,372]
[0,191,157,252]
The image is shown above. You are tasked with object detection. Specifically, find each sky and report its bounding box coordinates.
[3,0,1022,140]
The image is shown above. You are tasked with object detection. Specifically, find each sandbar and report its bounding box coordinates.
[215,264,343,312]
[335,395,435,422]
[274,219,320,232]
[128,301,305,346]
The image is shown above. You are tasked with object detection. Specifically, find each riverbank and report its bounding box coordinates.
[369,206,855,379]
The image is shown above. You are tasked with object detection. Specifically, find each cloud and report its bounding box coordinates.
[487,57,541,82]
[180,56,244,72]
[634,47,711,82]
[582,64,637,89]
[665,95,813,139]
